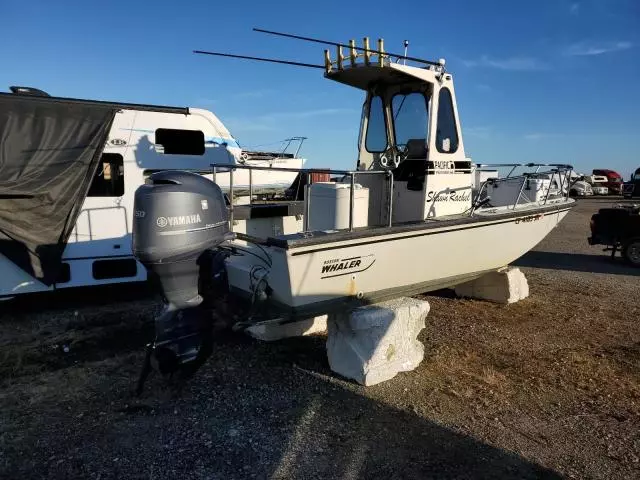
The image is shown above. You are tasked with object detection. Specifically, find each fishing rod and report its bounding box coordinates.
[252,27,440,67]
[192,50,325,69]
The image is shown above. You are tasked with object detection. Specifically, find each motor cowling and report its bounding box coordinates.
[132,170,233,308]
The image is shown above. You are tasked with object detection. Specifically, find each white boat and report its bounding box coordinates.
[213,41,576,318]
[132,34,576,323]
[205,137,307,195]
[126,33,577,383]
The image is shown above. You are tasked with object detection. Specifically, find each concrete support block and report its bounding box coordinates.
[454,266,529,304]
[245,315,328,342]
[326,297,430,386]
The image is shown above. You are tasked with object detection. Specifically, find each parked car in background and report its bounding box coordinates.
[592,169,624,195]
[583,175,609,195]
[568,174,593,197]
[623,167,640,199]
[591,183,609,195]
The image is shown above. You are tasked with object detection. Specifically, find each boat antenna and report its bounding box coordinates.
[192,50,325,69]
[403,40,409,65]
[252,27,440,67]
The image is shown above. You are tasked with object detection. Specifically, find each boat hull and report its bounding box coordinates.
[206,157,305,193]
[226,201,574,318]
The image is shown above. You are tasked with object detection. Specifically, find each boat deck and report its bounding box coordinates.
[229,197,575,251]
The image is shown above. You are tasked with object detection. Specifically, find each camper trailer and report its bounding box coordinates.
[0,87,305,299]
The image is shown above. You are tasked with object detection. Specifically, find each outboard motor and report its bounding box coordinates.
[132,170,234,392]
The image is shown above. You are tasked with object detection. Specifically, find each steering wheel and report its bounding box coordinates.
[379,144,408,169]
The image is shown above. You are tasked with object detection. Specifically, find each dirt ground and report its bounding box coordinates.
[1,197,639,479]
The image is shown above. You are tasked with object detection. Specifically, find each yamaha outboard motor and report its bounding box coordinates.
[132,170,234,392]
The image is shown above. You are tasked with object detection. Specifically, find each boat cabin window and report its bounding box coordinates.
[87,153,124,197]
[365,95,388,153]
[436,87,459,154]
[155,128,205,155]
[392,92,428,156]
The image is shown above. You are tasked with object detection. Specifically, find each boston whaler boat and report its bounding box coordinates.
[131,29,575,385]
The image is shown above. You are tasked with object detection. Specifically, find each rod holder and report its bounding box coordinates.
[349,39,357,66]
[378,38,384,67]
[363,37,371,65]
[324,49,332,72]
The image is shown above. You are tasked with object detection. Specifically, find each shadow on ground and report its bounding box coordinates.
[514,250,639,276]
[0,329,563,480]
[0,282,156,316]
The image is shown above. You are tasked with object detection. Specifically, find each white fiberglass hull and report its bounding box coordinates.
[206,157,305,193]
[226,201,573,317]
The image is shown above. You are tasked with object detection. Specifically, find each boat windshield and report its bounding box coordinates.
[392,92,428,147]
[365,95,388,153]
[364,91,430,154]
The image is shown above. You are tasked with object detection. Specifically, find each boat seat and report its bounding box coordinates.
[394,140,427,190]
[405,138,427,159]
[392,138,428,189]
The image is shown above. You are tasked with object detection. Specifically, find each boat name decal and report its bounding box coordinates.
[426,190,472,203]
[320,254,376,278]
[427,160,471,174]
[156,214,202,228]
[515,214,543,224]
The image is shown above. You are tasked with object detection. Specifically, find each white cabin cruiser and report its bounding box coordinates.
[129,33,575,384]
[0,86,304,299]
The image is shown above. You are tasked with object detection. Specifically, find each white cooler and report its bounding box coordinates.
[306,182,369,231]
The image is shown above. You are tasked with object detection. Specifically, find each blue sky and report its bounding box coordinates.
[1,0,639,177]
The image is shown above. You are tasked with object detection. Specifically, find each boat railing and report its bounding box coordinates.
[475,162,574,179]
[471,163,574,214]
[211,163,394,232]
[239,136,308,163]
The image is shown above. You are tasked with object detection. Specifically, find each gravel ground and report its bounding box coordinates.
[0,197,638,479]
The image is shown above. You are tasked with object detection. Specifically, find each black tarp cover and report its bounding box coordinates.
[0,94,116,285]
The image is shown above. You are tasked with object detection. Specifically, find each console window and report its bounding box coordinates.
[436,88,459,154]
[392,92,428,147]
[365,96,388,153]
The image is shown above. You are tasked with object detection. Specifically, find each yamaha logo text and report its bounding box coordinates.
[156,214,202,228]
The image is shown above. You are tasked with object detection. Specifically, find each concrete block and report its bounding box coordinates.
[454,266,529,304]
[245,315,327,342]
[326,297,430,386]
